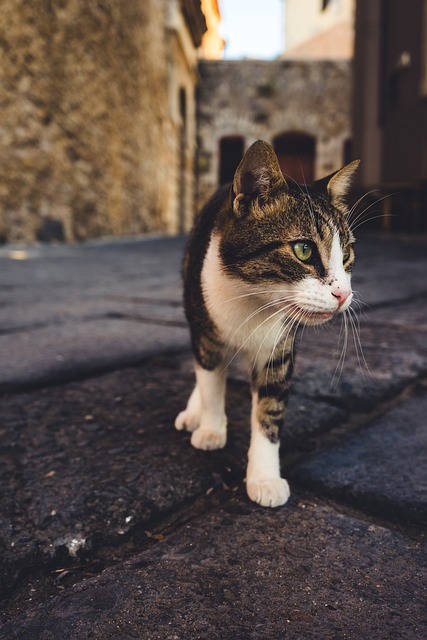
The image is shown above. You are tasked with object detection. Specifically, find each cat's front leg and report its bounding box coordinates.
[246,353,293,507]
[175,361,228,450]
[246,390,290,507]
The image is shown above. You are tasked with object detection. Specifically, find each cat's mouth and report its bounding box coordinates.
[285,305,335,325]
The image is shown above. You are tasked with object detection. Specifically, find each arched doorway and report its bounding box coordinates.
[273,132,316,184]
[219,136,244,185]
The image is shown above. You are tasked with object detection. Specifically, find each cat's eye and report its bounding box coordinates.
[291,241,313,263]
[342,246,351,263]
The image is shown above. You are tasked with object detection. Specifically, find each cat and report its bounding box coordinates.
[175,140,359,507]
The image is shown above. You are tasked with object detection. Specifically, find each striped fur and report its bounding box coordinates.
[176,141,359,507]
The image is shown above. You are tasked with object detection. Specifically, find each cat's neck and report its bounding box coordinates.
[201,234,289,366]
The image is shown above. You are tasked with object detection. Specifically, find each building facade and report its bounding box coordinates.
[283,0,355,60]
[0,0,214,244]
[199,0,224,60]
[353,0,427,231]
[197,59,352,209]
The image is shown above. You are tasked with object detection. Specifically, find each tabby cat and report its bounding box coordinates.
[176,140,359,507]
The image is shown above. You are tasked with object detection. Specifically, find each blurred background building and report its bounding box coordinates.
[196,59,352,208]
[0,0,425,243]
[197,0,355,208]
[0,0,219,243]
[353,0,427,232]
[282,0,354,60]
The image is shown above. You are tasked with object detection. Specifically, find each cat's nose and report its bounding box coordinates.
[331,288,351,307]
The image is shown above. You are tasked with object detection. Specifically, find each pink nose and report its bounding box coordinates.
[332,289,351,307]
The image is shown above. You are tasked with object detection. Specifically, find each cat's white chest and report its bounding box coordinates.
[201,235,283,364]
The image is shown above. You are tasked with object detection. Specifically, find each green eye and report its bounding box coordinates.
[343,246,351,263]
[292,241,313,263]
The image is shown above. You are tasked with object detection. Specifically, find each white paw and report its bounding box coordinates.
[175,410,200,433]
[190,428,227,451]
[246,477,290,508]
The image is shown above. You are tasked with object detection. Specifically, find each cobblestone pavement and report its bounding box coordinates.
[0,234,426,639]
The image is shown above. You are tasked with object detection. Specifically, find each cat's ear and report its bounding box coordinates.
[232,140,287,216]
[327,159,360,208]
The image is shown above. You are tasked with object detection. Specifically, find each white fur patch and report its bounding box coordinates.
[246,391,290,507]
[175,363,227,450]
[201,234,288,367]
[271,230,352,321]
[202,231,352,349]
[328,230,353,312]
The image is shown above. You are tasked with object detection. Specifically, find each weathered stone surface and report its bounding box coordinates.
[0,355,232,596]
[0,236,185,311]
[0,237,187,388]
[291,389,427,528]
[292,307,427,411]
[197,59,352,208]
[2,234,427,398]
[0,233,427,635]
[0,351,348,601]
[351,234,427,306]
[0,0,203,243]
[1,498,425,639]
[0,318,189,389]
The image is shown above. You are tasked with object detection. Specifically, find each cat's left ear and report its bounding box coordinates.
[327,159,360,208]
[232,140,288,216]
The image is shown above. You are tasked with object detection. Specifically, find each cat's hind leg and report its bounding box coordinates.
[175,360,228,450]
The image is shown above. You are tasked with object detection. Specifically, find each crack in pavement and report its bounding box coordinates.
[0,310,187,336]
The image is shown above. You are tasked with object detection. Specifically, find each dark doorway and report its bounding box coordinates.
[178,88,187,233]
[273,132,316,184]
[343,137,354,165]
[219,136,244,185]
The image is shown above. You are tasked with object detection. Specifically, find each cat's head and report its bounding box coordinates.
[219,140,359,326]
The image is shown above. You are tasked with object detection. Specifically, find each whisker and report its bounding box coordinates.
[349,193,400,233]
[222,302,295,374]
[347,189,381,223]
[351,213,397,233]
[218,289,280,306]
[330,311,349,391]
[347,306,373,383]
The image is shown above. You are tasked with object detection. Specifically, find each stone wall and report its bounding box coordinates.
[0,0,205,244]
[197,59,352,208]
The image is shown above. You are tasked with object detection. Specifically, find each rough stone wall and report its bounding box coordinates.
[0,0,196,243]
[197,59,352,208]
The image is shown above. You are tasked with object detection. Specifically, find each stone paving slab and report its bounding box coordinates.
[0,352,348,600]
[1,497,425,640]
[1,234,427,393]
[351,234,427,306]
[0,354,223,597]
[0,237,184,334]
[1,235,427,636]
[0,319,189,390]
[0,298,186,334]
[0,236,185,301]
[291,388,427,529]
[291,301,427,411]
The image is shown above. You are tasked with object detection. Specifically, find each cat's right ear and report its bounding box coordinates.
[231,140,287,216]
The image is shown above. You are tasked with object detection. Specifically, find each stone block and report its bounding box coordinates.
[291,390,427,528]
[1,499,425,639]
